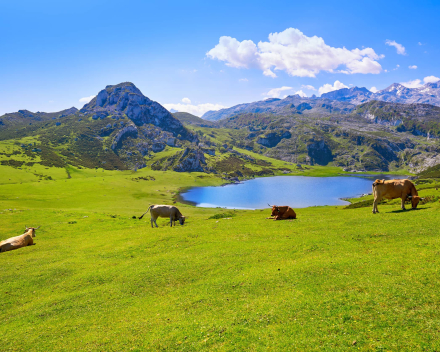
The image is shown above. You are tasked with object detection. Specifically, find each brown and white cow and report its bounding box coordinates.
[267,204,297,220]
[138,205,186,228]
[0,226,40,253]
[372,179,422,214]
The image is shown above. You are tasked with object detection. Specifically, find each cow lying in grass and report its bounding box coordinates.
[267,204,297,220]
[139,205,186,228]
[0,226,40,253]
[372,179,422,214]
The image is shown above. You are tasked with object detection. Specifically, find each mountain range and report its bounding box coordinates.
[2,81,440,176]
[202,81,440,121]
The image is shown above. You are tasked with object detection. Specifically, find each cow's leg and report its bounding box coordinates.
[401,196,406,210]
[372,198,378,214]
[170,216,173,227]
[151,216,159,228]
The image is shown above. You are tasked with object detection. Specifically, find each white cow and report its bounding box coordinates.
[138,205,185,228]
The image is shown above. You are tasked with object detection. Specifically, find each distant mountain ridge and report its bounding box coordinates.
[202,95,356,121]
[202,81,440,121]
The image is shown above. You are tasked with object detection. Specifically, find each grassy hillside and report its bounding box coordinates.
[1,165,440,350]
[173,112,216,127]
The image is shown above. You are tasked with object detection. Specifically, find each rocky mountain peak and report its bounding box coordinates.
[80,82,195,141]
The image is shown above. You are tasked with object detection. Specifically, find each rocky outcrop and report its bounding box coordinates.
[257,130,291,148]
[111,123,138,150]
[152,142,165,153]
[173,147,206,172]
[307,140,333,165]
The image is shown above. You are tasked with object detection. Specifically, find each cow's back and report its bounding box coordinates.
[152,205,181,218]
[0,233,32,252]
[283,207,297,219]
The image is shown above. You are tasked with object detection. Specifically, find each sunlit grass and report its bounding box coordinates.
[0,165,438,351]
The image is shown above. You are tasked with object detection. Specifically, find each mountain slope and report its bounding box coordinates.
[173,112,215,127]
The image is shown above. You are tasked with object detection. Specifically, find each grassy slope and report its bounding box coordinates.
[1,165,439,350]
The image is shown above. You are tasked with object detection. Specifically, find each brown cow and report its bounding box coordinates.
[138,205,185,228]
[0,226,40,253]
[267,204,297,220]
[372,179,422,214]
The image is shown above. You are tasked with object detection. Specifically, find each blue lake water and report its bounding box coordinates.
[180,175,408,209]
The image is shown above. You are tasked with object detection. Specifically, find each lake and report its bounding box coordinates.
[180,175,408,209]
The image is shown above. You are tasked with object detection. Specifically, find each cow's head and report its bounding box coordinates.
[179,216,185,225]
[25,226,40,237]
[373,179,385,187]
[407,195,422,209]
[271,206,280,217]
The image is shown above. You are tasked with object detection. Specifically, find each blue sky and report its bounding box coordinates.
[1,0,439,116]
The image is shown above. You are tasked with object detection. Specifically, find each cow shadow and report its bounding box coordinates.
[389,207,427,214]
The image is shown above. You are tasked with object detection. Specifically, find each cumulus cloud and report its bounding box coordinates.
[239,78,249,82]
[79,95,96,103]
[409,65,418,69]
[424,75,440,83]
[401,79,422,88]
[400,76,440,88]
[163,103,227,117]
[385,40,406,55]
[301,84,316,91]
[370,86,379,93]
[318,80,349,95]
[264,86,293,98]
[207,28,383,78]
[181,97,191,104]
[294,90,307,98]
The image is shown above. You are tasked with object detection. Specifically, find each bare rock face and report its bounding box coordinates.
[307,140,333,165]
[257,130,291,147]
[81,82,196,142]
[111,123,138,150]
[173,147,206,172]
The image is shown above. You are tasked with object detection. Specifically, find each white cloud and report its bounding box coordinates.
[264,86,293,98]
[294,90,307,98]
[424,75,440,84]
[400,75,440,88]
[385,39,406,55]
[181,97,191,104]
[239,78,249,82]
[370,86,379,93]
[207,28,383,78]
[79,95,95,103]
[301,84,316,91]
[318,80,349,95]
[400,79,422,88]
[418,42,423,46]
[409,65,418,69]
[163,103,227,117]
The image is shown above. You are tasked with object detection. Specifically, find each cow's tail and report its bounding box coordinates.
[138,205,153,220]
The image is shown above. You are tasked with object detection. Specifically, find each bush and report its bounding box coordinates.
[208,211,236,219]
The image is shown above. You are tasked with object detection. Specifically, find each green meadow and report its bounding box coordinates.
[1,165,440,351]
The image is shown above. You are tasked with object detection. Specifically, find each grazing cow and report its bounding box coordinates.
[372,179,422,214]
[138,205,185,228]
[267,204,297,220]
[0,226,40,253]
